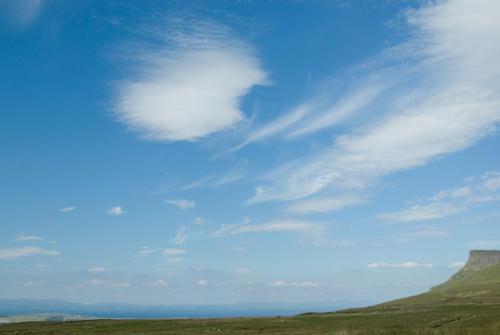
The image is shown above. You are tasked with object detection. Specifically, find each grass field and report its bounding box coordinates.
[1,303,500,335]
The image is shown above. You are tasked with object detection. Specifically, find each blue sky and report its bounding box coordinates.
[1,0,500,306]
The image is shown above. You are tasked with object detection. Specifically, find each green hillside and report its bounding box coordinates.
[366,259,500,309]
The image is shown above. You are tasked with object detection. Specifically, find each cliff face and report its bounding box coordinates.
[461,250,500,272]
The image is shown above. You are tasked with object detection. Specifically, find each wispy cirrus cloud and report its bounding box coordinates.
[399,226,447,239]
[59,206,77,213]
[232,75,386,153]
[268,280,319,288]
[214,219,353,248]
[14,234,56,245]
[15,235,43,242]
[171,226,188,245]
[0,246,60,260]
[152,279,168,287]
[0,0,44,28]
[113,19,268,142]
[378,171,500,223]
[379,203,460,223]
[247,0,500,209]
[181,163,248,191]
[134,246,158,258]
[367,262,433,269]
[87,278,130,289]
[286,194,366,214]
[162,248,186,256]
[165,199,195,210]
[88,266,105,273]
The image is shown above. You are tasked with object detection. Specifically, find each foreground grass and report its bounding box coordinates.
[1,304,500,335]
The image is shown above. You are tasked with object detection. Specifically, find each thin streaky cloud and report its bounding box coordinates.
[88,266,105,273]
[0,246,60,260]
[268,280,319,288]
[59,206,77,213]
[378,171,500,223]
[171,226,188,245]
[367,262,433,269]
[0,0,44,28]
[214,219,353,248]
[248,0,500,208]
[15,235,43,242]
[287,195,366,214]
[165,199,195,210]
[162,248,186,256]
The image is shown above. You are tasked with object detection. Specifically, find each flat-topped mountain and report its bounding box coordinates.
[462,250,500,272]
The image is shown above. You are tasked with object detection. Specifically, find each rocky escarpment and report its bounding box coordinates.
[461,250,500,272]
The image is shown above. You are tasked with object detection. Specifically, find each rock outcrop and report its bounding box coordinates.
[461,250,500,272]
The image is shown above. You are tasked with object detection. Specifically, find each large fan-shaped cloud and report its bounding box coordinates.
[114,21,267,141]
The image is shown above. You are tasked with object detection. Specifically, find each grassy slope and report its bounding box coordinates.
[2,265,500,334]
[366,264,500,308]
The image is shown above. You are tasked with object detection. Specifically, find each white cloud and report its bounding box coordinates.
[247,0,500,208]
[113,19,267,142]
[134,246,157,257]
[166,257,184,264]
[165,199,195,210]
[214,219,353,248]
[87,278,130,288]
[378,171,500,223]
[171,226,188,245]
[287,195,365,214]
[0,0,44,28]
[214,219,318,235]
[162,248,186,256]
[88,266,105,273]
[181,164,248,190]
[268,280,319,288]
[287,83,384,139]
[196,279,208,286]
[193,217,205,225]
[448,261,466,269]
[231,105,309,152]
[232,76,386,153]
[234,267,251,275]
[399,226,447,239]
[367,262,433,269]
[15,235,43,242]
[379,203,459,223]
[0,246,60,260]
[59,206,77,213]
[152,279,168,287]
[23,281,35,287]
[107,206,125,216]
